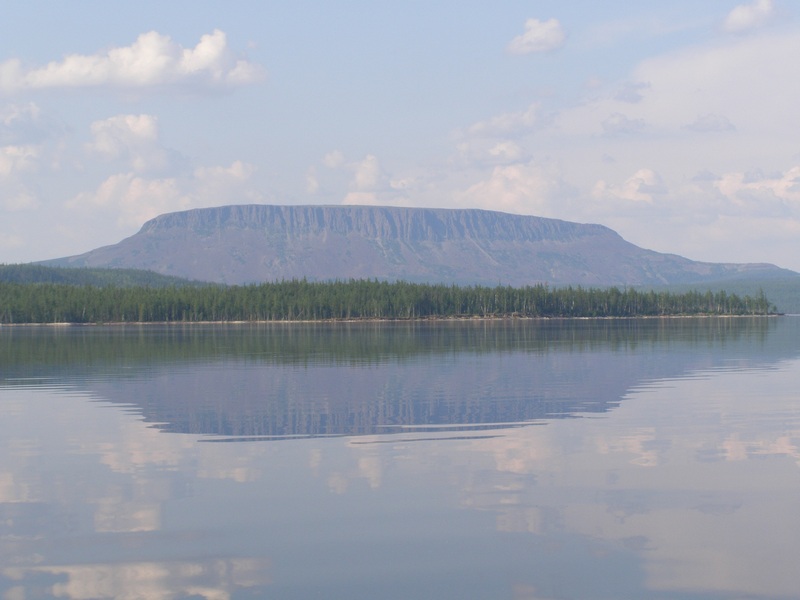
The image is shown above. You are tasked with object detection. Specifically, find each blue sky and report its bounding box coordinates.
[2,1,800,271]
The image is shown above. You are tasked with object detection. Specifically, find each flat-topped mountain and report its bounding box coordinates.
[43,204,796,286]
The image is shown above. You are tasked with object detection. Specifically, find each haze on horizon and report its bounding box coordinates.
[1,1,799,271]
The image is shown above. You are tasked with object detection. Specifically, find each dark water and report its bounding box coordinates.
[1,317,799,599]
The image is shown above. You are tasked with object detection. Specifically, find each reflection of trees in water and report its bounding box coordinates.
[1,317,793,440]
[0,316,779,372]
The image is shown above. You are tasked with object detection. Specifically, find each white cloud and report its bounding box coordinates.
[0,29,265,94]
[87,114,169,172]
[507,18,566,54]
[553,28,800,142]
[723,0,775,33]
[68,160,259,227]
[488,141,524,161]
[192,160,261,205]
[194,159,254,183]
[453,138,531,169]
[0,144,38,177]
[341,155,385,205]
[685,113,736,132]
[306,166,319,194]
[457,160,575,216]
[714,165,800,209]
[0,102,57,145]
[466,103,539,138]
[593,168,668,204]
[322,150,345,168]
[602,112,646,136]
[343,191,378,205]
[0,119,45,213]
[452,104,538,168]
[68,172,189,226]
[352,154,381,190]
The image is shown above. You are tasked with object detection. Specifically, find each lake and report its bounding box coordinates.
[1,317,799,599]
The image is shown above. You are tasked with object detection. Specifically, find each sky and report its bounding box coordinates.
[1,0,800,271]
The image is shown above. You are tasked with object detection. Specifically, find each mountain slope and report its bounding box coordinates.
[41,204,797,286]
[0,264,199,287]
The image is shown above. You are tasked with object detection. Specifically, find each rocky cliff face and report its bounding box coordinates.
[45,204,795,286]
[140,204,612,243]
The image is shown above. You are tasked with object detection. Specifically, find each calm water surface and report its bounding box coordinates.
[1,317,799,599]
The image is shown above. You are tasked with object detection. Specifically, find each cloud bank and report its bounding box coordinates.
[0,30,265,94]
[507,19,566,54]
[723,0,775,33]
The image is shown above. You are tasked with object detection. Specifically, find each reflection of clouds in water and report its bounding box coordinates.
[0,471,35,503]
[357,456,382,489]
[321,437,389,493]
[722,433,800,464]
[95,426,192,473]
[93,496,160,533]
[316,357,800,598]
[327,472,348,494]
[595,429,660,467]
[496,506,543,534]
[471,361,800,597]
[2,352,800,599]
[3,558,270,600]
[485,433,553,475]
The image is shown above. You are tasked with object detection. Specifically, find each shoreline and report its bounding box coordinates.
[0,313,782,327]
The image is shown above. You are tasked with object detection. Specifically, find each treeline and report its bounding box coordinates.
[0,279,774,324]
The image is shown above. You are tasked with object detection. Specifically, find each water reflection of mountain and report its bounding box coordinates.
[2,318,796,439]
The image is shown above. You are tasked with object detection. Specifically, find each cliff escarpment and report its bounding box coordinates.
[45,204,794,286]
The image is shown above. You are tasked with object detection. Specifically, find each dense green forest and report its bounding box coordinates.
[0,264,198,287]
[0,279,774,324]
[642,276,800,315]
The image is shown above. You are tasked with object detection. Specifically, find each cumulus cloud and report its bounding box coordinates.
[87,114,170,172]
[0,102,59,145]
[0,144,38,177]
[457,160,575,216]
[0,29,265,94]
[68,172,189,226]
[352,154,381,190]
[0,114,46,212]
[488,141,524,161]
[342,155,384,204]
[68,160,259,227]
[685,113,736,132]
[593,168,668,204]
[507,18,566,54]
[714,165,800,208]
[322,150,346,169]
[723,0,775,33]
[466,103,539,138]
[453,104,538,166]
[193,159,254,183]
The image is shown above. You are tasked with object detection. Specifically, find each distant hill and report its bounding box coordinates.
[0,264,199,287]
[40,204,798,287]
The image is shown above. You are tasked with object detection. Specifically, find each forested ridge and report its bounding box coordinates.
[0,263,197,287]
[0,279,774,324]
